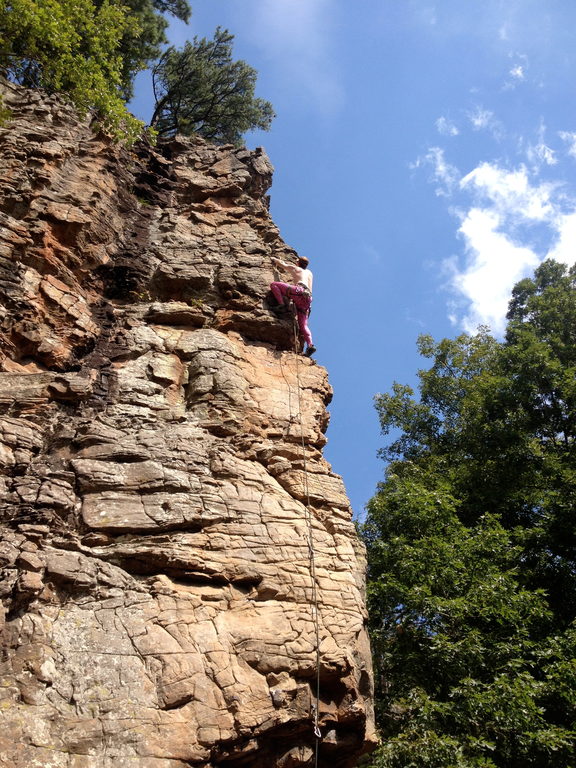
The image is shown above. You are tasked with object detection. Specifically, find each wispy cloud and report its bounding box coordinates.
[526,142,557,168]
[503,53,529,90]
[436,116,459,136]
[411,147,459,196]
[467,106,504,139]
[524,121,557,170]
[414,4,437,27]
[468,107,493,130]
[362,243,382,265]
[559,131,576,159]
[237,0,343,115]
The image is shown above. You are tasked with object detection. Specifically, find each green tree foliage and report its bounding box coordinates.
[111,0,190,100]
[0,0,190,140]
[150,26,275,143]
[363,260,576,767]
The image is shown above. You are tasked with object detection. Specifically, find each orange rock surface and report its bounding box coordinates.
[0,80,376,767]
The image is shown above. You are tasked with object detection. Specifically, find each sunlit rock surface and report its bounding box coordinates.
[0,80,376,768]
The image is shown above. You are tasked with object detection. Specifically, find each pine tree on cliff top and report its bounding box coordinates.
[363,259,576,768]
[0,2,274,145]
[150,27,275,144]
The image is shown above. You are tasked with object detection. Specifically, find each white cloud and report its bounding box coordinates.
[502,52,530,90]
[238,0,343,115]
[445,162,570,333]
[460,163,555,221]
[526,142,557,167]
[546,212,576,267]
[450,208,540,334]
[524,121,557,169]
[503,54,529,89]
[436,116,459,136]
[467,107,504,139]
[416,142,576,335]
[468,107,494,130]
[559,131,576,159]
[411,147,459,196]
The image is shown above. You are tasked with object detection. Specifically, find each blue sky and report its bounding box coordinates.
[130,0,576,519]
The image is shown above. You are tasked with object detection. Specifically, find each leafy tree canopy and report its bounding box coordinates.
[150,26,275,143]
[0,0,190,140]
[363,259,576,767]
[110,0,190,100]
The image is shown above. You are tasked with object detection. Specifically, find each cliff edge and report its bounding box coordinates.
[0,80,376,768]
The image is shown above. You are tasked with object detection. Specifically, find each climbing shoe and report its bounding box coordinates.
[304,345,316,357]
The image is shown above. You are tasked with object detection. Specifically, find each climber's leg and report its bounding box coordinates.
[296,309,313,348]
[270,281,291,305]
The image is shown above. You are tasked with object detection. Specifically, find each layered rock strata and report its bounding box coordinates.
[0,80,376,768]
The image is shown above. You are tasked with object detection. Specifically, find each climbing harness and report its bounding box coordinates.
[291,311,323,765]
[286,283,312,317]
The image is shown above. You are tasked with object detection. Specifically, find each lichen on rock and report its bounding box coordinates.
[0,79,376,768]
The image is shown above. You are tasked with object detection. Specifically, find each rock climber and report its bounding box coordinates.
[270,255,316,357]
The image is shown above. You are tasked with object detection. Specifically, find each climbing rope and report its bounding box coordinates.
[291,311,322,765]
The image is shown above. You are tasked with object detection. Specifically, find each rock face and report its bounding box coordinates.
[0,80,375,767]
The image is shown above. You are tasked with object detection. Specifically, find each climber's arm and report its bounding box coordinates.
[271,257,292,270]
[271,257,299,281]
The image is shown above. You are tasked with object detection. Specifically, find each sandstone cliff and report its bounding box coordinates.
[0,80,375,768]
